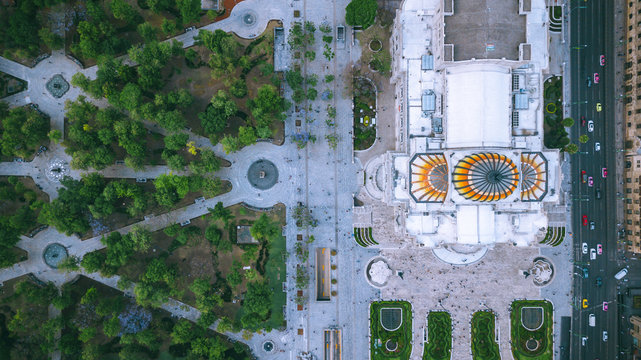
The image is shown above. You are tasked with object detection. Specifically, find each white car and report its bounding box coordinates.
[582,243,588,254]
[590,248,597,260]
[582,336,588,346]
[603,331,608,342]
[588,120,594,132]
[595,142,601,151]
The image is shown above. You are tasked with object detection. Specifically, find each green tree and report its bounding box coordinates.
[161,18,176,35]
[208,202,233,223]
[226,261,243,288]
[171,319,199,344]
[1,107,49,158]
[220,135,241,154]
[240,281,273,330]
[119,83,142,112]
[345,0,378,29]
[154,174,191,207]
[189,149,221,175]
[164,133,189,150]
[38,27,63,49]
[562,117,575,127]
[237,126,257,146]
[229,79,248,98]
[205,225,222,246]
[564,143,579,154]
[250,213,280,243]
[579,134,589,143]
[110,0,138,22]
[103,316,121,337]
[176,0,201,23]
[81,251,106,273]
[137,22,157,43]
[307,88,318,101]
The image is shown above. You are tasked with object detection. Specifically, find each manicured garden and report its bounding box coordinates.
[471,311,501,360]
[353,77,377,150]
[510,300,553,360]
[543,76,572,151]
[423,311,452,360]
[370,300,413,360]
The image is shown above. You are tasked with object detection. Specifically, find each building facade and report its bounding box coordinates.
[624,0,641,253]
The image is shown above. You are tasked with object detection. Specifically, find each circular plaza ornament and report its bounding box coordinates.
[241,10,257,26]
[43,243,68,268]
[452,153,519,202]
[46,74,70,98]
[247,159,278,190]
[366,257,392,287]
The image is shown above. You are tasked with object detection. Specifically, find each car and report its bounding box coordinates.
[594,73,600,83]
[588,120,594,132]
[589,313,596,327]
[582,215,588,226]
[588,176,594,187]
[589,221,595,230]
[603,331,608,342]
[590,248,597,260]
[597,244,602,254]
[615,268,629,280]
[587,76,592,87]
[603,302,608,311]
[582,336,588,346]
[581,115,586,126]
[595,142,601,151]
[582,299,588,308]
[596,277,602,287]
[583,268,589,278]
[602,167,607,178]
[582,243,588,254]
[600,54,606,66]
[596,103,602,112]
[596,188,601,199]
[184,26,196,32]
[581,170,588,183]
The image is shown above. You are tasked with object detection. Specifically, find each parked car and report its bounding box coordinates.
[594,73,600,83]
[588,120,594,132]
[602,167,607,178]
[596,103,602,112]
[597,244,602,254]
[582,243,588,254]
[589,313,595,327]
[588,176,594,187]
[582,336,588,346]
[595,142,601,151]
[600,54,606,66]
[582,215,588,226]
[589,221,595,230]
[582,170,588,183]
[603,302,608,311]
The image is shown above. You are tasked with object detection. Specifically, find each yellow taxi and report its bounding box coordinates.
[582,298,588,308]
[596,103,602,112]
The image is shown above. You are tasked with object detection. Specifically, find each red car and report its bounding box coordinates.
[582,215,588,226]
[594,73,600,83]
[597,244,602,254]
[600,55,605,66]
[581,170,587,183]
[602,167,607,178]
[581,115,586,126]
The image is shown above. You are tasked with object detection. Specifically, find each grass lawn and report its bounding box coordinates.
[0,72,27,99]
[471,311,500,360]
[423,311,451,360]
[370,300,413,360]
[510,300,553,360]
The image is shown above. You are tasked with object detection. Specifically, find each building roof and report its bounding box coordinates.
[456,205,495,244]
[445,65,512,148]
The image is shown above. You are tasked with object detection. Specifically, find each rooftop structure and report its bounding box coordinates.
[360,0,559,257]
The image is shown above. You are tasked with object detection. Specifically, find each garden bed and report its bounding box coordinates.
[471,311,500,360]
[0,72,27,99]
[510,300,553,360]
[542,76,569,150]
[353,77,377,150]
[423,311,452,360]
[370,300,413,360]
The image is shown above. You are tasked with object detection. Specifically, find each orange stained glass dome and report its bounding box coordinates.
[410,153,448,202]
[452,153,519,202]
[520,152,547,201]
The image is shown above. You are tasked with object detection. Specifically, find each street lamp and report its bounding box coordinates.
[572,45,588,50]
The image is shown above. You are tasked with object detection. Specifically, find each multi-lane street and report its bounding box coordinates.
[569,0,621,358]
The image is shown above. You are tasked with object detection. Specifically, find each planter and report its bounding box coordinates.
[369,39,383,52]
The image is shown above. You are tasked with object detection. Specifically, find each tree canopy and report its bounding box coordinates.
[345,0,378,29]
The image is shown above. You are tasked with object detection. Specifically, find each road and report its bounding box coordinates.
[569,0,621,358]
